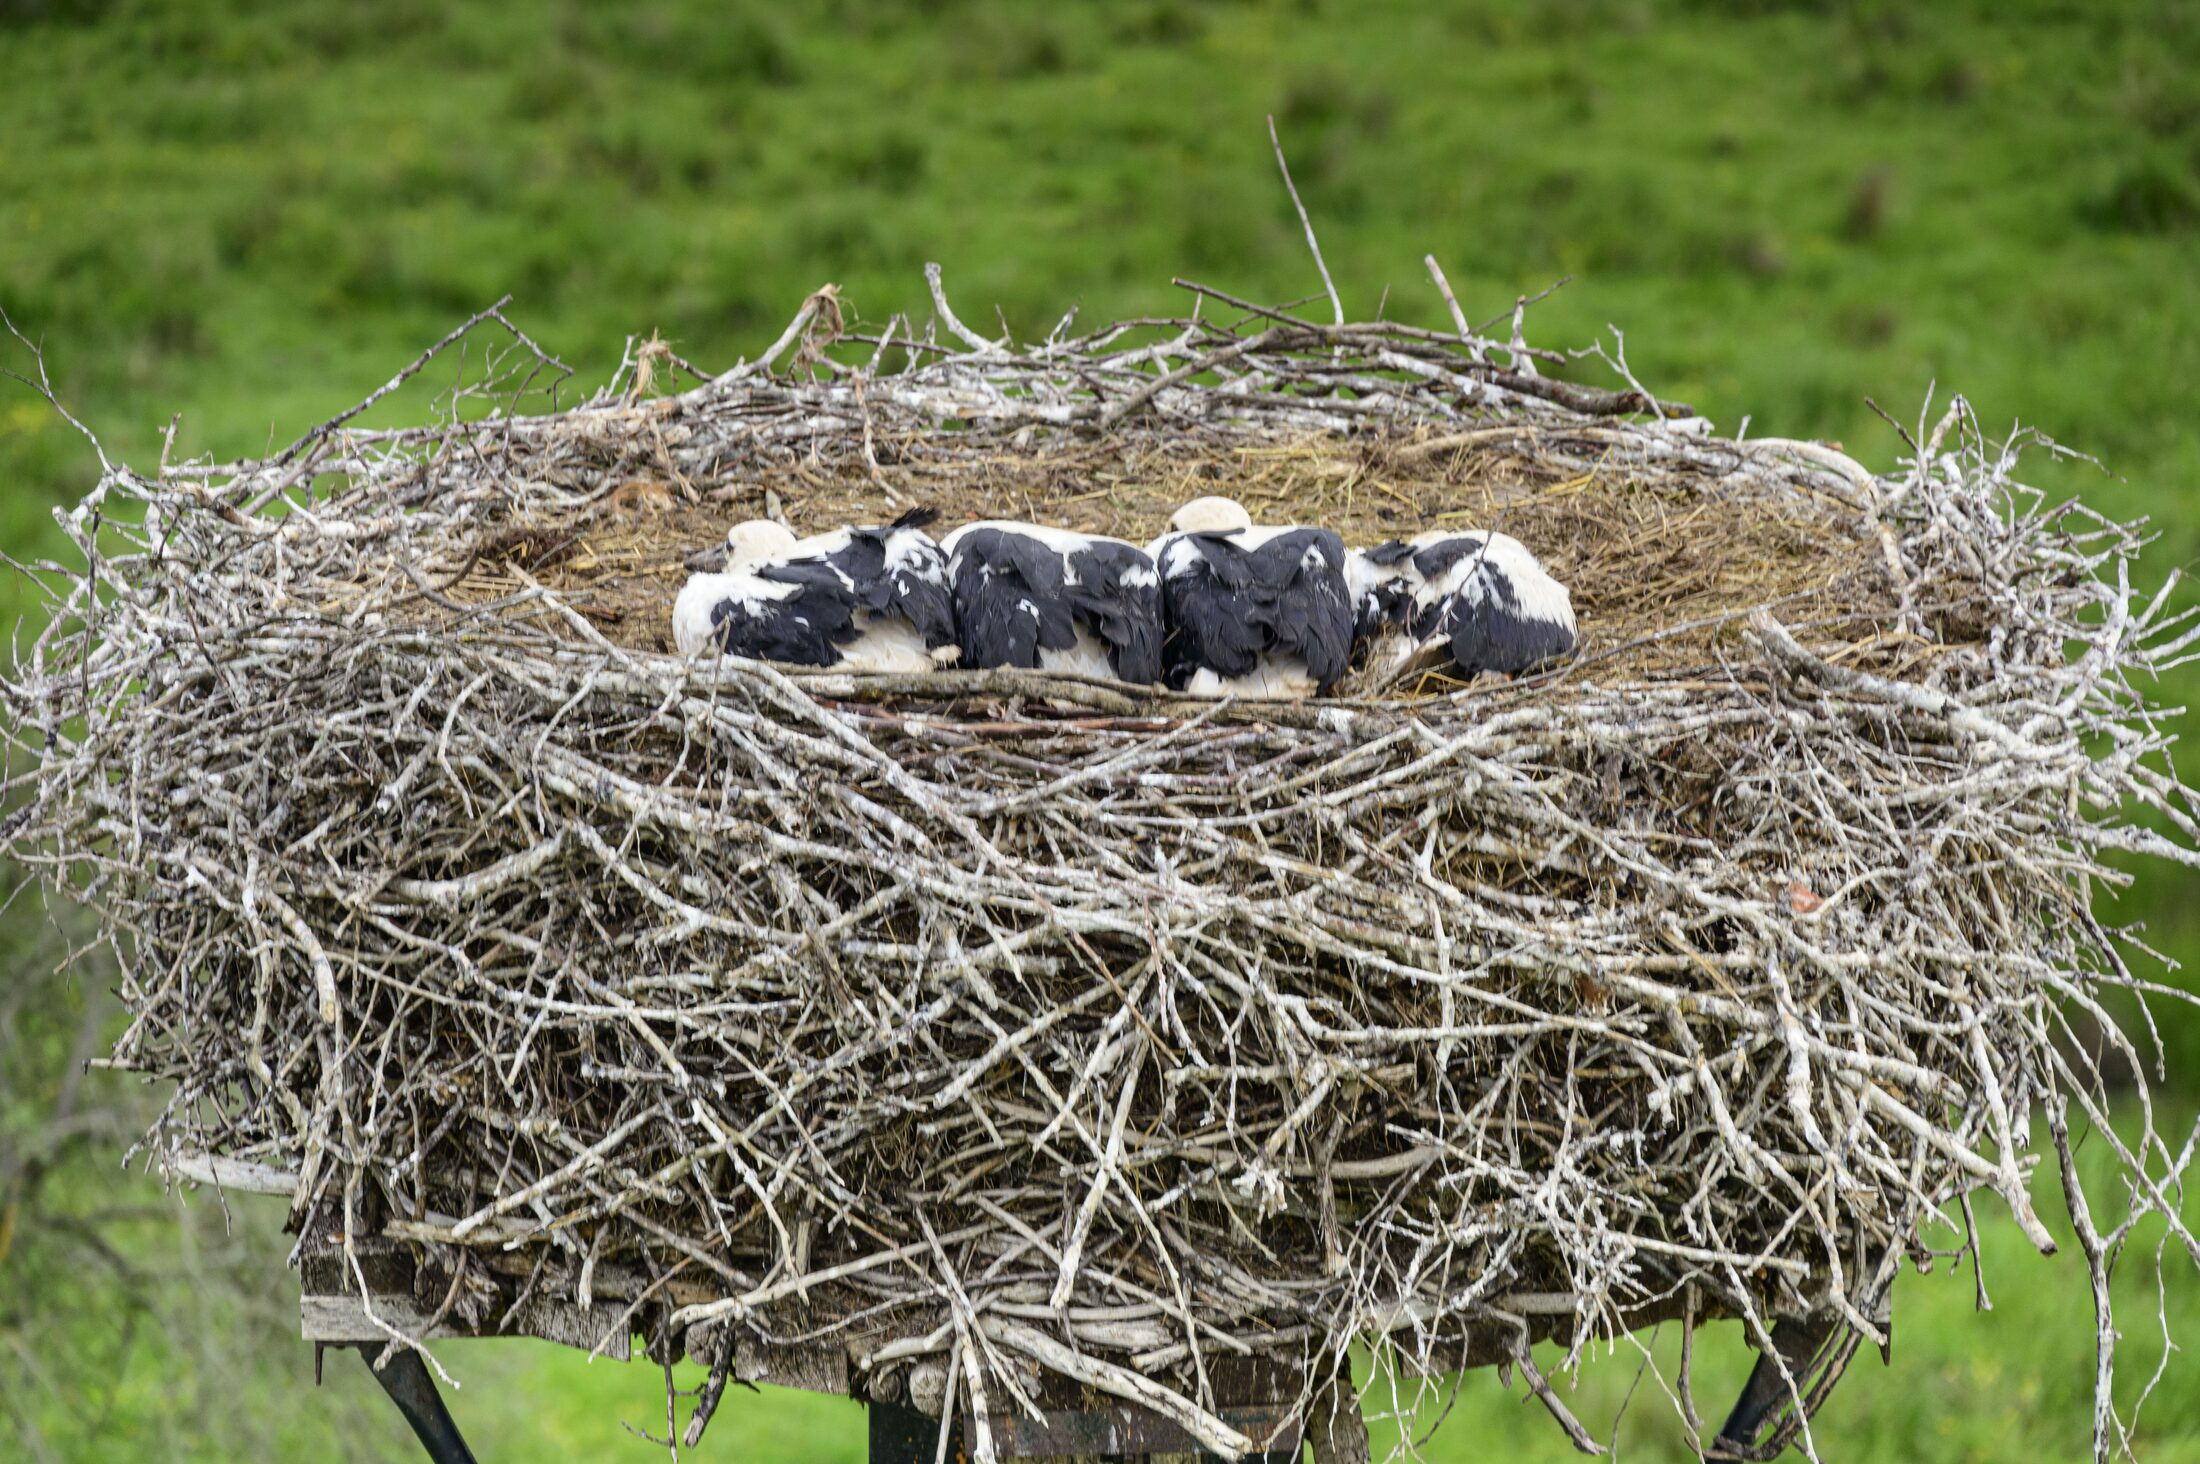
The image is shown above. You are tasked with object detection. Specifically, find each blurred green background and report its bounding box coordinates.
[3,0,2197,1458]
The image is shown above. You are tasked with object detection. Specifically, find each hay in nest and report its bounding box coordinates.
[5,274,2198,1461]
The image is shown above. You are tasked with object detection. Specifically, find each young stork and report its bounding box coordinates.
[1147,495,1353,699]
[1347,529,1577,684]
[939,520,1163,684]
[672,509,959,672]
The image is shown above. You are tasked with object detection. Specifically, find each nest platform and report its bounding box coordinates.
[6,275,2197,1461]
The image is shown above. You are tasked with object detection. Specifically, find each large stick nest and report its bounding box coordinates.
[5,275,2198,1460]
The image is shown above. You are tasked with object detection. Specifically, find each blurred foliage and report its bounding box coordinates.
[0,923,408,1461]
[2,0,2198,1457]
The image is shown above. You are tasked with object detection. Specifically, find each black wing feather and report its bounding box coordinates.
[1409,535,1482,582]
[1161,528,1350,693]
[1161,535,1265,688]
[1253,528,1352,688]
[1424,556,1577,677]
[886,550,957,650]
[1348,539,1421,665]
[950,527,1077,670]
[1066,540,1163,684]
[1351,541,1420,649]
[709,569,858,667]
[798,520,958,651]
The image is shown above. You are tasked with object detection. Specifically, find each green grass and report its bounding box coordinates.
[3,0,2200,1457]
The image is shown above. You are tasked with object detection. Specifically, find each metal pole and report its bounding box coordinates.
[349,1343,479,1464]
[870,1398,960,1463]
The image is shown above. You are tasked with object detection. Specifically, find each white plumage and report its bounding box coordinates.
[672,520,798,658]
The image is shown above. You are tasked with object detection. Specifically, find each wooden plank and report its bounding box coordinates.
[966,1351,1303,1458]
[295,1236,1328,1456]
[160,1149,300,1196]
[301,1291,633,1361]
[299,1236,415,1296]
[735,1336,850,1395]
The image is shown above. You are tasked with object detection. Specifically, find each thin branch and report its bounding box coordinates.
[1268,115,1343,327]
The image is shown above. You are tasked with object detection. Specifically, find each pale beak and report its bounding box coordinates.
[685,542,730,572]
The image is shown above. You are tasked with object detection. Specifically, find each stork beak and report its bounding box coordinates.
[685,542,730,572]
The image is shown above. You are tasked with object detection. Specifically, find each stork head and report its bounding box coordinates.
[724,519,798,569]
[683,519,797,573]
[1169,496,1252,534]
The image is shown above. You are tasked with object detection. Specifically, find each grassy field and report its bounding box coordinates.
[3,0,2199,1458]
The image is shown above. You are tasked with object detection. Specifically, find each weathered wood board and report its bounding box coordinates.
[297,1233,634,1362]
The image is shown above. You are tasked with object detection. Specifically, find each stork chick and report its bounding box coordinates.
[1148,495,1353,699]
[1347,529,1577,686]
[673,510,959,671]
[940,520,1163,684]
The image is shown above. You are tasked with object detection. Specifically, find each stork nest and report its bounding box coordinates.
[5,274,2197,1461]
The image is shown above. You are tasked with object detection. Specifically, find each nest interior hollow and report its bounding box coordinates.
[440,424,1887,689]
